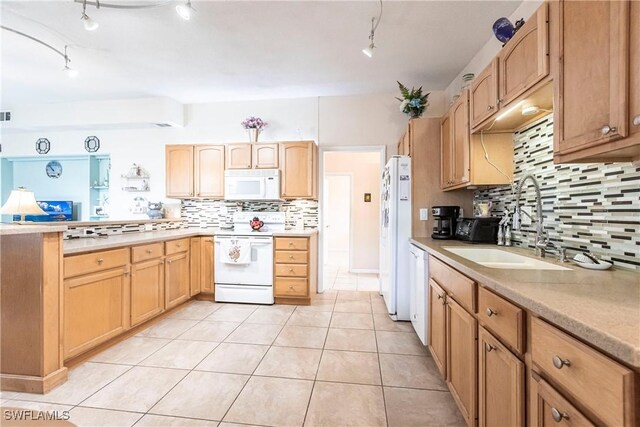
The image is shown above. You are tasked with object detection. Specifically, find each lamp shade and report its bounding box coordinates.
[0,187,47,221]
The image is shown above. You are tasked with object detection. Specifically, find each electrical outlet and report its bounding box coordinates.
[83,228,96,236]
[459,208,464,218]
[419,208,428,221]
[144,223,153,231]
[521,206,533,226]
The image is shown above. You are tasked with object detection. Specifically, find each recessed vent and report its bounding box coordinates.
[0,111,11,122]
[154,122,173,128]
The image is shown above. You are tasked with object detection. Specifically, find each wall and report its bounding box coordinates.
[324,151,381,272]
[474,114,640,270]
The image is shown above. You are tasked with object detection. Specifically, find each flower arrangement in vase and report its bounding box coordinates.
[396,81,430,119]
[241,116,268,143]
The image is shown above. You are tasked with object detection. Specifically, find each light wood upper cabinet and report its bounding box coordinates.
[629,1,640,145]
[470,58,499,130]
[280,141,317,199]
[498,4,549,107]
[446,297,478,427]
[195,145,225,198]
[253,143,279,168]
[440,113,455,189]
[165,251,190,309]
[554,0,631,162]
[63,266,130,359]
[478,327,524,427]
[226,144,252,169]
[131,258,164,327]
[201,237,214,293]
[428,279,447,377]
[452,90,470,186]
[166,145,194,198]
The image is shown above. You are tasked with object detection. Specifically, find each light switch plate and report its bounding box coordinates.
[521,206,533,226]
[419,208,428,221]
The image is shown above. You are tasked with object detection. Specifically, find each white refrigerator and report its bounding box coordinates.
[379,155,412,321]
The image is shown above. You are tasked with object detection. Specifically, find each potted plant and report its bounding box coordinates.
[396,82,430,119]
[241,116,268,143]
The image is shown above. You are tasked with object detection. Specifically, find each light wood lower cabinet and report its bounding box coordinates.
[478,326,524,427]
[190,237,201,296]
[201,237,214,293]
[531,374,595,427]
[446,297,478,427]
[131,258,164,327]
[428,279,447,377]
[273,234,317,304]
[165,251,190,309]
[63,266,130,359]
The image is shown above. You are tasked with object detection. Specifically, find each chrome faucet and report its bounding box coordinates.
[512,174,553,258]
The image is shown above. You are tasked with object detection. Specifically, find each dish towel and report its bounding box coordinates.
[220,239,251,264]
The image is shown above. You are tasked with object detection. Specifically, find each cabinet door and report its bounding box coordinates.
[64,267,129,359]
[440,113,455,189]
[446,296,478,427]
[226,144,252,169]
[195,145,225,198]
[280,141,317,199]
[555,0,629,156]
[531,376,595,427]
[471,58,499,129]
[131,259,164,327]
[452,91,470,186]
[252,143,279,169]
[428,279,447,377]
[478,327,524,427]
[498,4,549,106]
[165,252,190,309]
[201,237,214,293]
[165,145,194,198]
[629,1,640,142]
[190,237,201,296]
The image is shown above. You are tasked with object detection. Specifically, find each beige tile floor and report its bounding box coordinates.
[1,292,465,427]
[323,250,380,292]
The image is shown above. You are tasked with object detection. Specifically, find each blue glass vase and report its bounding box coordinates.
[493,17,515,44]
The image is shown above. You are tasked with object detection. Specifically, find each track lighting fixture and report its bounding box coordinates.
[362,0,383,57]
[80,0,99,31]
[176,0,195,20]
[0,26,79,79]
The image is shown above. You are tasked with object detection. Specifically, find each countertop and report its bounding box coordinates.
[64,228,318,255]
[410,238,640,369]
[0,223,68,236]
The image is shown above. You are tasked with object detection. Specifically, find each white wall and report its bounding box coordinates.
[444,0,543,103]
[1,92,442,219]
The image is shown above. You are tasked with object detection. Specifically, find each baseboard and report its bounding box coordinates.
[1,367,68,394]
[349,269,379,274]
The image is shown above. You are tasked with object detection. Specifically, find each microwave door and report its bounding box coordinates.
[234,178,263,199]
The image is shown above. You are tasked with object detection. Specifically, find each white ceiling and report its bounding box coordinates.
[0,1,521,107]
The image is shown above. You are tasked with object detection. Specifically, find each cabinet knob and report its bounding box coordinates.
[550,408,569,423]
[176,243,181,248]
[552,355,571,369]
[288,242,294,246]
[289,255,294,259]
[146,249,153,254]
[633,115,640,126]
[289,285,294,290]
[96,258,104,264]
[487,105,494,111]
[289,268,294,272]
[485,307,497,317]
[167,259,173,264]
[601,125,617,135]
[484,343,496,353]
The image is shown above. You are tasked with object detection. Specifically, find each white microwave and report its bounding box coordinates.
[224,169,281,201]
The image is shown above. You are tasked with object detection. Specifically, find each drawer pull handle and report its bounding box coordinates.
[552,355,571,369]
[167,260,173,264]
[289,255,294,259]
[551,408,569,423]
[634,115,640,126]
[289,268,294,273]
[485,308,497,317]
[601,124,617,135]
[487,105,494,111]
[289,285,294,290]
[96,258,104,264]
[146,249,153,254]
[484,343,496,353]
[176,244,181,248]
[288,242,294,246]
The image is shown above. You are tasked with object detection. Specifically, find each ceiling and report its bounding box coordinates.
[0,1,521,107]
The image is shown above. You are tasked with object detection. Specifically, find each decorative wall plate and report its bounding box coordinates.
[36,138,50,154]
[46,160,62,178]
[84,136,100,153]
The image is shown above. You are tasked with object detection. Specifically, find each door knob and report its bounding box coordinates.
[552,355,571,369]
[601,125,617,135]
[550,408,569,423]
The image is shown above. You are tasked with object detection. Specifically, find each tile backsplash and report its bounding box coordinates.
[64,220,184,239]
[474,114,640,270]
[181,199,319,229]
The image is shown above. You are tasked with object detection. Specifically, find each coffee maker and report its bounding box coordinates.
[431,206,460,240]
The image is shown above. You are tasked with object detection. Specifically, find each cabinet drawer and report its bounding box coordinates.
[64,248,130,278]
[275,237,308,251]
[165,238,189,255]
[275,263,308,278]
[275,277,308,297]
[131,242,164,263]
[531,317,634,427]
[534,375,595,427]
[275,250,308,264]
[478,286,524,354]
[429,256,476,313]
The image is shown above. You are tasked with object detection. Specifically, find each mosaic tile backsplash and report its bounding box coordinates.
[474,114,640,270]
[64,220,184,239]
[181,199,319,229]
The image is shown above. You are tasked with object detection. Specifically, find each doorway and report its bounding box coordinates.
[319,147,385,293]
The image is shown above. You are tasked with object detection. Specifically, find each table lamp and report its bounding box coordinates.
[0,187,48,223]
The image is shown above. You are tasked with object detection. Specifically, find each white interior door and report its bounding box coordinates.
[324,175,351,270]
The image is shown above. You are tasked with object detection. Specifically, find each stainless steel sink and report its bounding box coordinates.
[443,247,571,271]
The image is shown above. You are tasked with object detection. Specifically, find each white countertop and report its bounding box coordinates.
[0,223,68,236]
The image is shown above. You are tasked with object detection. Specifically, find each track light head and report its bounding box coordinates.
[64,65,79,78]
[362,44,374,58]
[176,1,195,20]
[81,13,99,31]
